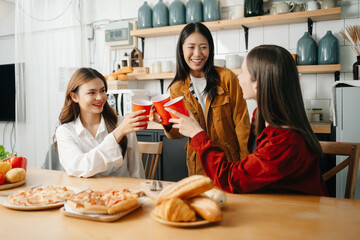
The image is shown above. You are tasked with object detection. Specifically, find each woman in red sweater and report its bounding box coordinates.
[165,45,328,196]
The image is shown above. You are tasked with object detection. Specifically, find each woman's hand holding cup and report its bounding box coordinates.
[165,108,203,138]
[113,110,149,142]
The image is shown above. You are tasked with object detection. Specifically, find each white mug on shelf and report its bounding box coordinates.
[152,61,162,74]
[214,59,226,68]
[275,1,295,14]
[162,61,172,73]
[226,55,241,69]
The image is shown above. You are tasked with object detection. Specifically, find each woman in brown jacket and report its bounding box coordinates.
[153,22,250,176]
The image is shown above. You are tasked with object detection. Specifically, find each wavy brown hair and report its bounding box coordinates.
[58,68,127,155]
[246,45,322,156]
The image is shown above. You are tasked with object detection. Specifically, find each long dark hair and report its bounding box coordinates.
[169,22,220,101]
[246,45,322,156]
[58,68,127,155]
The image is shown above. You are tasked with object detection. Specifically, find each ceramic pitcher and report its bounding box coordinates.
[305,0,319,11]
[244,0,263,17]
[186,0,203,23]
[138,1,152,29]
[296,32,318,65]
[318,0,337,9]
[153,0,169,28]
[275,2,295,14]
[318,30,339,64]
[169,0,185,25]
[203,0,221,22]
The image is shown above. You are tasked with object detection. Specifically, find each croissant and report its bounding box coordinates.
[154,198,196,222]
[187,196,222,222]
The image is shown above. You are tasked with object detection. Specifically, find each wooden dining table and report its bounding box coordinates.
[0,168,360,240]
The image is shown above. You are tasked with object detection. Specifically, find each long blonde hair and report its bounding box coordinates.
[59,68,127,155]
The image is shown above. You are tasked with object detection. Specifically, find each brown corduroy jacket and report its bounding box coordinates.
[164,67,250,175]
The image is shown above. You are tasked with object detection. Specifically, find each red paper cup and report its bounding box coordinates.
[132,99,152,129]
[163,96,189,119]
[151,93,171,125]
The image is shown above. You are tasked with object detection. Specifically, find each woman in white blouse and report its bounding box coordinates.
[56,68,146,178]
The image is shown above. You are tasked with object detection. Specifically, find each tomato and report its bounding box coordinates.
[7,156,27,171]
[0,172,5,185]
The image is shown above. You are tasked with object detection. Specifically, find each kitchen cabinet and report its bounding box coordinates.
[136,129,188,181]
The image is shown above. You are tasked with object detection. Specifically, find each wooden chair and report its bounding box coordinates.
[138,141,163,180]
[320,141,360,199]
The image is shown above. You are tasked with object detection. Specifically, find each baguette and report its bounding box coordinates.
[154,198,196,222]
[117,66,133,74]
[116,74,128,81]
[156,175,213,204]
[187,196,222,222]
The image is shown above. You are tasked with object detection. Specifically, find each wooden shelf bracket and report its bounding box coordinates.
[160,79,164,94]
[140,37,145,58]
[242,25,249,52]
[308,18,313,36]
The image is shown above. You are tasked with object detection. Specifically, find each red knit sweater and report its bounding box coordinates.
[190,126,328,196]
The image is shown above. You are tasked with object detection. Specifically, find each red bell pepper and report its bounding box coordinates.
[7,156,27,171]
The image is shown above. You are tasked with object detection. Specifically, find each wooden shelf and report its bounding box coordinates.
[297,64,341,74]
[130,7,341,38]
[127,72,175,80]
[126,64,341,81]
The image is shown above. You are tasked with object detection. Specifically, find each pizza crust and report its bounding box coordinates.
[108,195,139,215]
[67,199,109,214]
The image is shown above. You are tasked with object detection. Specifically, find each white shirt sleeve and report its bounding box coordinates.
[56,125,124,178]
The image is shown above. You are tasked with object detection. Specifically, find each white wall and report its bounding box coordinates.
[0,0,15,151]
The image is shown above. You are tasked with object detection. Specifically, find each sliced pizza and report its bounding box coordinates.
[66,189,139,215]
[7,185,74,206]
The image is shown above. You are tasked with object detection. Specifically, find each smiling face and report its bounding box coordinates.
[238,57,257,100]
[70,77,107,117]
[182,31,209,78]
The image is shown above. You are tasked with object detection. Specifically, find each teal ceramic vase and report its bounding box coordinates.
[204,0,221,22]
[153,0,169,28]
[186,0,203,23]
[169,0,186,25]
[296,32,318,65]
[318,31,339,64]
[138,1,152,29]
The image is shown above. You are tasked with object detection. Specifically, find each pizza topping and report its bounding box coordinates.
[66,188,139,215]
[6,185,75,206]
